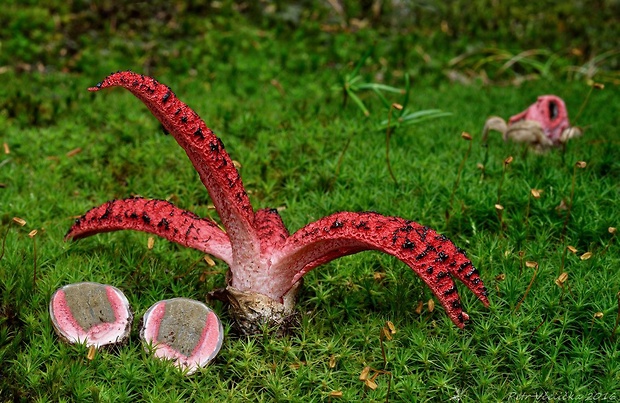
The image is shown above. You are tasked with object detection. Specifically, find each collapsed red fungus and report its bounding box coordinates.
[66,71,489,333]
[483,95,582,151]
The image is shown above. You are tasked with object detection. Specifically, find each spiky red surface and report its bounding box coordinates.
[67,71,489,329]
[66,197,232,264]
[88,71,259,272]
[271,211,489,328]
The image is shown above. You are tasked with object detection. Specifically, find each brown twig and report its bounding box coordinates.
[497,156,513,205]
[589,312,604,337]
[529,316,547,341]
[28,230,38,289]
[518,251,525,276]
[385,104,403,185]
[358,322,396,402]
[573,82,604,126]
[602,227,617,255]
[524,189,541,239]
[2,218,29,262]
[515,261,538,312]
[555,272,569,303]
[495,156,513,234]
[561,161,586,243]
[329,130,356,190]
[559,246,568,276]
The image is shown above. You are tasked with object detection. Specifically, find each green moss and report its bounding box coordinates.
[1,3,620,401]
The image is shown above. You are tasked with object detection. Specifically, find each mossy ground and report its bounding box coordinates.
[1,2,620,402]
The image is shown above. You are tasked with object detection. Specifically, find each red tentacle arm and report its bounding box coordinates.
[254,208,290,255]
[88,71,259,271]
[270,212,489,328]
[66,198,233,265]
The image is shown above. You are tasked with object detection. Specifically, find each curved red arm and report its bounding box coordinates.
[66,197,233,265]
[88,71,259,271]
[270,211,489,328]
